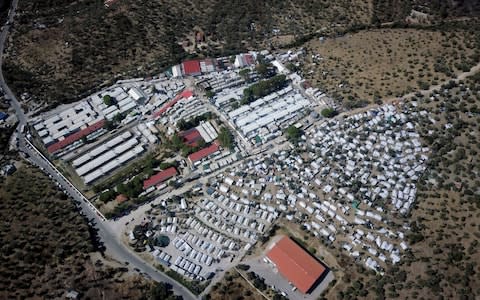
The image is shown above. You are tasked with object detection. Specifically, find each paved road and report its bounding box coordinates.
[0,2,197,299]
[2,2,479,297]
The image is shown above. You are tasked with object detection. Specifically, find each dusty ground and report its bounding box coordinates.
[207,269,265,300]
[303,27,479,107]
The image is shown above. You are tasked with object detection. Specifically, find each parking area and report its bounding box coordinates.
[243,254,335,300]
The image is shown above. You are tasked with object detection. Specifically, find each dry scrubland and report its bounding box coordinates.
[4,0,372,107]
[0,164,155,299]
[5,0,479,109]
[327,75,480,300]
[207,269,264,300]
[303,28,479,107]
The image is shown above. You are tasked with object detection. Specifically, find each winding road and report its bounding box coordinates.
[0,1,196,299]
[2,1,479,298]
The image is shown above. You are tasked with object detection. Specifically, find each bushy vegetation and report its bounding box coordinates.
[5,0,372,106]
[170,133,205,157]
[246,271,267,291]
[207,270,264,300]
[166,270,210,295]
[217,127,234,150]
[286,125,303,144]
[149,282,179,300]
[176,112,213,131]
[0,165,151,298]
[241,75,288,105]
[0,123,16,155]
[321,107,337,118]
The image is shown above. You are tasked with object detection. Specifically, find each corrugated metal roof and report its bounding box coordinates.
[188,143,219,163]
[182,60,201,75]
[266,236,326,294]
[143,167,177,189]
[47,119,105,153]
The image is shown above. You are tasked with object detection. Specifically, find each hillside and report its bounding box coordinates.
[302,25,480,107]
[0,163,154,299]
[373,0,480,23]
[4,0,372,107]
[331,75,480,299]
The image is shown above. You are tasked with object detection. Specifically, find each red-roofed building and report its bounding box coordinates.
[179,128,203,147]
[143,167,177,189]
[47,119,105,154]
[182,60,201,76]
[244,54,255,66]
[266,236,327,294]
[152,90,193,119]
[187,143,219,164]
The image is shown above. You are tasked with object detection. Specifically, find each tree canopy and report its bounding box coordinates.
[242,74,288,105]
[286,125,303,143]
[217,127,234,149]
[321,107,337,118]
[103,95,115,106]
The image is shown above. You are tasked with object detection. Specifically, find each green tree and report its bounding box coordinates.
[239,68,251,81]
[103,119,115,131]
[113,113,125,123]
[286,62,299,72]
[242,74,287,105]
[286,125,302,143]
[149,282,172,300]
[99,189,117,203]
[205,90,215,99]
[103,95,114,106]
[218,127,234,149]
[256,63,272,78]
[321,107,337,118]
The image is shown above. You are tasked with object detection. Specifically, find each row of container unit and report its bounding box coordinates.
[48,127,107,158]
[203,195,278,226]
[159,217,178,225]
[234,94,307,128]
[37,102,98,141]
[168,98,208,120]
[227,86,293,119]
[203,154,237,173]
[213,190,278,222]
[159,225,177,234]
[197,211,258,242]
[152,249,172,265]
[171,257,203,280]
[182,232,226,258]
[184,217,236,254]
[153,79,185,96]
[76,137,138,176]
[197,71,245,94]
[173,237,215,266]
[83,146,145,184]
[212,86,245,108]
[136,123,158,144]
[201,199,268,234]
[72,131,133,167]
